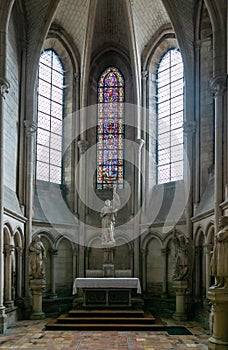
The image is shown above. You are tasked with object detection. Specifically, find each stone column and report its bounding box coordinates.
[205,243,213,296]
[141,248,147,292]
[210,76,227,231]
[208,289,228,350]
[49,248,58,299]
[0,78,10,333]
[77,140,89,277]
[15,247,22,300]
[134,139,145,277]
[4,244,14,308]
[161,248,169,297]
[24,120,37,313]
[29,279,46,320]
[194,246,202,301]
[173,280,188,321]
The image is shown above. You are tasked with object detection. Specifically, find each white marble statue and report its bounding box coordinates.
[172,230,190,281]
[101,184,120,245]
[29,235,46,279]
[210,216,228,289]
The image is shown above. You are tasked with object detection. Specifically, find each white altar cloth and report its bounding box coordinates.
[72,277,142,295]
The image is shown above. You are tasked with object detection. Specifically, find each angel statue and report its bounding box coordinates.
[172,229,193,281]
[100,184,120,245]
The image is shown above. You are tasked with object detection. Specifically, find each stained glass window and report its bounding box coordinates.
[36,49,64,184]
[97,67,124,189]
[156,49,184,184]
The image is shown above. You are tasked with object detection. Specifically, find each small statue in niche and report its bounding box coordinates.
[29,235,46,279]
[210,216,228,289]
[101,184,120,245]
[172,229,191,281]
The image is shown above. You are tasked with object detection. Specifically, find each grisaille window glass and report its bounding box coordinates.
[97,67,124,189]
[36,49,64,184]
[156,49,184,184]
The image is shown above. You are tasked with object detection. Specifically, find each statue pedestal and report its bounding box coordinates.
[208,287,228,350]
[103,246,115,277]
[103,264,115,277]
[29,279,46,320]
[172,280,188,321]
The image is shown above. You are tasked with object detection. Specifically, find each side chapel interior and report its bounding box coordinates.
[0,0,228,341]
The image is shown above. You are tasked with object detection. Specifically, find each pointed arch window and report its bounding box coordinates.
[156,48,184,184]
[36,49,64,184]
[97,67,124,189]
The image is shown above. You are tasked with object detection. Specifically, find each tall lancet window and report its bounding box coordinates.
[97,67,124,189]
[36,49,64,184]
[157,48,184,184]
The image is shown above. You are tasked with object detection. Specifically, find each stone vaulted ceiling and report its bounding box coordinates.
[52,0,172,62]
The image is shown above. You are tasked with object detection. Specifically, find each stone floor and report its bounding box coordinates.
[0,318,209,349]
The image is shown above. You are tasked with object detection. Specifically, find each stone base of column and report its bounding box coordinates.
[30,279,46,320]
[172,280,188,321]
[0,308,7,334]
[208,287,228,350]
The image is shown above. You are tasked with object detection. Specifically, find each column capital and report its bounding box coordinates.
[210,74,227,97]
[48,248,58,256]
[141,248,148,256]
[141,70,149,80]
[4,244,14,256]
[0,78,10,99]
[77,140,89,154]
[135,138,145,152]
[183,121,197,135]
[74,72,80,82]
[24,120,37,136]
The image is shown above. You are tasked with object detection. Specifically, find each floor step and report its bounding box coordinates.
[57,315,155,324]
[46,320,166,331]
[68,309,144,318]
[45,308,162,331]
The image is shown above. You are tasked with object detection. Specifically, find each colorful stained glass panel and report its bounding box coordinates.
[97,67,124,189]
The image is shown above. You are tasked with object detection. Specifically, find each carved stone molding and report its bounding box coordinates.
[141,70,149,80]
[183,121,197,135]
[48,248,58,256]
[0,78,10,98]
[4,244,14,256]
[210,74,227,98]
[135,138,145,152]
[77,140,89,154]
[24,120,37,136]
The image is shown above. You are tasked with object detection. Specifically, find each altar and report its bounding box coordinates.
[73,278,142,307]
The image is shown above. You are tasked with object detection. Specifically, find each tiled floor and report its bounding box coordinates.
[0,318,209,349]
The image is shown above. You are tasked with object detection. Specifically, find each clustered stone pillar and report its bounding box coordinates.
[77,140,89,278]
[133,139,144,278]
[15,247,23,301]
[161,248,169,297]
[24,120,37,315]
[4,244,14,308]
[49,248,58,299]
